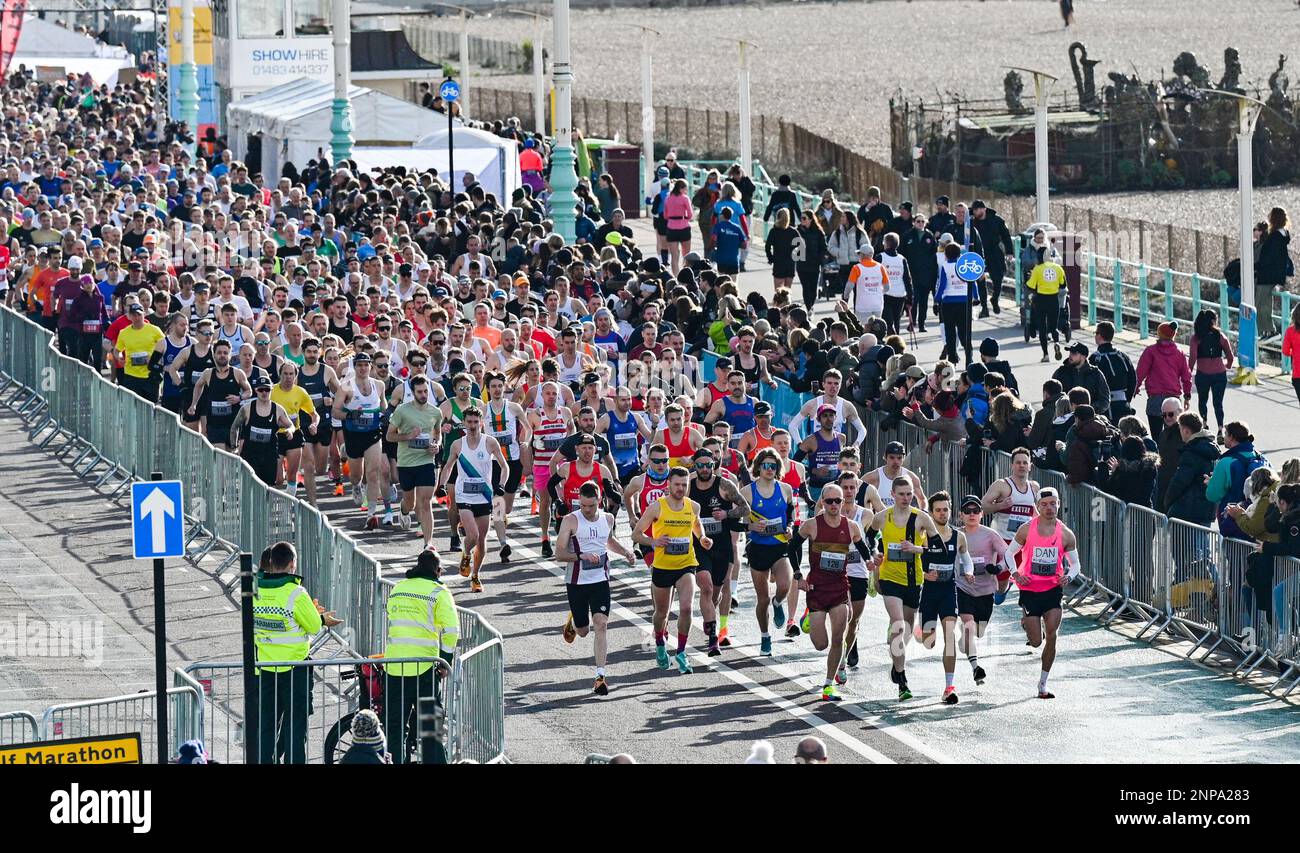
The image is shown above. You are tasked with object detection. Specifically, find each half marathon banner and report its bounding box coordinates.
[0,0,28,78]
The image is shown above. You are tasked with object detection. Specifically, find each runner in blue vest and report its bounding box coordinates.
[704,369,756,449]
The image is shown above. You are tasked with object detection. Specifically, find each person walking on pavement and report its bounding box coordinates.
[795,211,828,309]
[970,200,1014,316]
[1255,206,1291,341]
[382,549,458,764]
[1090,321,1137,424]
[1284,303,1300,405]
[1188,309,1234,437]
[1026,250,1067,362]
[927,195,956,239]
[252,541,342,765]
[1135,322,1192,440]
[901,215,938,331]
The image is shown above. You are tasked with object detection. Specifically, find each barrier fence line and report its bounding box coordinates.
[39,685,203,765]
[0,306,507,762]
[699,334,1300,691]
[0,711,41,746]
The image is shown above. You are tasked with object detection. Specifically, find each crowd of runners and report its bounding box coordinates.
[19,55,1300,717]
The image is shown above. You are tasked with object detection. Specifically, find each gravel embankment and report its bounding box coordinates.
[467,0,1300,235]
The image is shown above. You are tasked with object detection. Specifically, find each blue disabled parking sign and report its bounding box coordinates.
[440,79,461,103]
[956,252,986,282]
[131,481,185,560]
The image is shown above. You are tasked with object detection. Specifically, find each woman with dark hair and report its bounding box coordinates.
[794,210,827,309]
[593,172,621,223]
[1099,436,1159,508]
[1283,302,1300,405]
[765,208,797,292]
[1189,308,1233,436]
[1256,206,1291,340]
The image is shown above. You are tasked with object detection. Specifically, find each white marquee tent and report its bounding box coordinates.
[227,78,444,181]
[412,126,522,203]
[12,15,133,87]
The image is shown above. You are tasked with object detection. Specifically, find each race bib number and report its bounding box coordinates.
[613,432,638,450]
[886,542,908,562]
[928,563,955,582]
[81,320,101,333]
[542,434,565,450]
[664,537,691,556]
[818,551,847,573]
[492,430,513,447]
[408,432,432,449]
[1031,546,1059,576]
[461,477,486,492]
[309,393,323,403]
[1006,516,1027,534]
[129,351,149,366]
[347,412,379,431]
[249,426,274,444]
[701,518,723,536]
[65,298,75,310]
[190,370,206,384]
[761,517,785,535]
[209,400,233,417]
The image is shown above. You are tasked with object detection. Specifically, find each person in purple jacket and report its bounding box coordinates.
[66,272,107,370]
[52,255,88,357]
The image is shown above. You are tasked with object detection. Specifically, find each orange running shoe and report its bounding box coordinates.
[459,551,471,577]
[470,575,483,593]
[562,613,576,643]
[332,481,344,497]
[718,627,732,647]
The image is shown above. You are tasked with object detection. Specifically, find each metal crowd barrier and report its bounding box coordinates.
[0,306,385,655]
[0,711,40,746]
[39,685,204,764]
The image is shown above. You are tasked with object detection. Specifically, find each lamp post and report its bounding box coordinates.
[637,25,659,207]
[1201,90,1267,385]
[1005,66,1059,225]
[506,8,549,136]
[549,0,577,242]
[177,0,199,156]
[738,40,755,176]
[330,0,353,163]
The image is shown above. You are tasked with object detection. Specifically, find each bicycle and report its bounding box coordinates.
[323,657,449,764]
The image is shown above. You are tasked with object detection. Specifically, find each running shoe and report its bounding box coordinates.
[942,686,959,705]
[388,485,400,504]
[470,575,483,593]
[449,534,460,551]
[846,641,859,668]
[398,512,411,532]
[364,514,379,531]
[835,663,848,686]
[773,601,785,628]
[759,635,773,656]
[707,638,721,657]
[972,665,987,685]
[993,589,1007,606]
[718,628,732,647]
[785,620,800,638]
[655,645,670,669]
[382,510,395,527]
[1037,690,1055,700]
[1040,353,1050,363]
[352,483,363,507]
[459,551,471,577]
[821,685,842,702]
[1053,342,1063,361]
[333,481,344,497]
[675,651,692,674]
[593,675,609,696]
[897,681,913,701]
[800,610,812,634]
[540,539,553,559]
[562,614,577,644]
[731,590,743,606]
[499,543,512,563]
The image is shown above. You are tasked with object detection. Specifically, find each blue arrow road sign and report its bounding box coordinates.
[439,79,461,103]
[131,481,185,560]
[956,252,986,283]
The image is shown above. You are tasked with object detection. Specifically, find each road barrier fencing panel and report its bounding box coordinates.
[1167,518,1225,657]
[0,711,40,746]
[40,686,203,765]
[1125,505,1174,640]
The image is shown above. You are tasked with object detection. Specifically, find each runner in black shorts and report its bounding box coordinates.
[689,448,750,656]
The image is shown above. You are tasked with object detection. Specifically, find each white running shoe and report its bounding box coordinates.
[351,483,363,507]
[399,512,412,532]
[382,510,395,526]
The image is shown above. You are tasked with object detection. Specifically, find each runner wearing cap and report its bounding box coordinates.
[1002,487,1081,699]
[917,491,974,705]
[956,493,1007,686]
[689,447,750,656]
[980,447,1040,603]
[695,356,734,419]
[864,441,927,510]
[570,372,609,418]
[231,375,295,487]
[794,404,847,505]
[869,475,942,700]
[794,483,873,702]
[736,399,778,460]
[788,369,866,449]
[550,433,620,530]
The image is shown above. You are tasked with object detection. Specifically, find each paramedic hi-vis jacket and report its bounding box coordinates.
[384,576,460,676]
[252,572,324,673]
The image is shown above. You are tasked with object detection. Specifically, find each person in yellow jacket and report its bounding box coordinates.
[383,549,459,764]
[252,540,341,764]
[1026,250,1067,363]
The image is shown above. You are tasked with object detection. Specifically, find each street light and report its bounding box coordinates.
[504,7,549,138]
[549,0,577,242]
[738,40,756,176]
[635,25,660,208]
[1202,89,1267,386]
[330,0,353,163]
[1004,66,1059,225]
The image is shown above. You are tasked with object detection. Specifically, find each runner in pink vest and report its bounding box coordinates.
[1001,487,1081,700]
